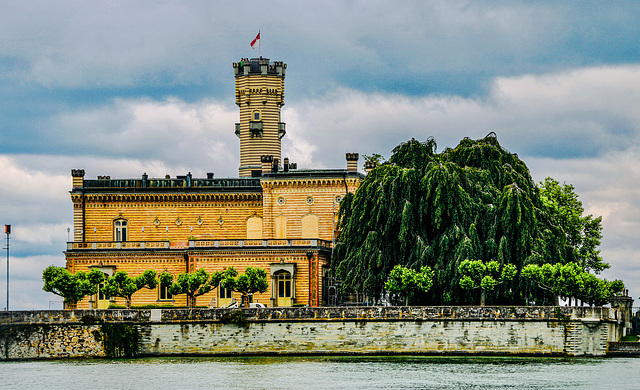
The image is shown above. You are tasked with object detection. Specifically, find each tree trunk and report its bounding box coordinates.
[126,297,132,309]
[480,289,486,306]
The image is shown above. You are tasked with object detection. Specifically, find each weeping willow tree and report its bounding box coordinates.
[332,133,592,305]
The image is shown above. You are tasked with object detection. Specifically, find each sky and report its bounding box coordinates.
[1,1,640,310]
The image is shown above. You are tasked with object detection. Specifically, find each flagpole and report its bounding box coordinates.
[259,29,261,57]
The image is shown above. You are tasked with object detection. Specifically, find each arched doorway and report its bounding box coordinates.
[270,263,296,307]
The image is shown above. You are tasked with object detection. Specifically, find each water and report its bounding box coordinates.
[2,356,638,389]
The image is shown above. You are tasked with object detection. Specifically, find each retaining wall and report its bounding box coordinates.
[0,306,624,360]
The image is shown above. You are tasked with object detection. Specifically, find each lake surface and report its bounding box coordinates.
[2,355,639,389]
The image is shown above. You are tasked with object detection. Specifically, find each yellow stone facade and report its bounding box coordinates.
[65,57,363,309]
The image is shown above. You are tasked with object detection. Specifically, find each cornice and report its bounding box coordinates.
[261,177,361,190]
[72,192,263,204]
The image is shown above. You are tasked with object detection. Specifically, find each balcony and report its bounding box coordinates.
[250,121,263,138]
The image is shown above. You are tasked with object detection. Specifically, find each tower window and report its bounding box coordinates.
[114,219,127,242]
[253,111,261,121]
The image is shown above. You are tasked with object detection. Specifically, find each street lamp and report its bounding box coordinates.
[4,224,10,311]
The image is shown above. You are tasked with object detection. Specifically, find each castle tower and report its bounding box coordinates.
[233,57,286,177]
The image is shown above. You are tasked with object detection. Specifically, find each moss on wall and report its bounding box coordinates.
[100,323,140,358]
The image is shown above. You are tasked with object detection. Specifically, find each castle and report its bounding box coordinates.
[64,57,364,309]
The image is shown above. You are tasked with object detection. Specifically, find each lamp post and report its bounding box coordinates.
[4,224,10,311]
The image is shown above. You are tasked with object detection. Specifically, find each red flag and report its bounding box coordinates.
[251,32,260,50]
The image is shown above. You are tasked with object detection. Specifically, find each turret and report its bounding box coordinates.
[233,58,287,177]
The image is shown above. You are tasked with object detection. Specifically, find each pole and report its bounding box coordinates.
[4,224,10,311]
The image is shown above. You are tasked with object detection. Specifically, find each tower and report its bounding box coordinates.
[233,57,286,177]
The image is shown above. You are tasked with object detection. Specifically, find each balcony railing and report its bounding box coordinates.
[67,241,170,251]
[249,121,263,131]
[80,177,261,190]
[67,239,333,251]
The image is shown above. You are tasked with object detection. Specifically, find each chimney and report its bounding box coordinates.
[71,169,85,189]
[207,172,214,179]
[261,155,273,174]
[346,153,359,172]
[283,157,290,172]
[364,161,377,173]
[272,158,280,173]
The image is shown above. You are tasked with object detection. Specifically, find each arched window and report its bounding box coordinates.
[253,110,261,121]
[246,215,263,239]
[301,214,319,238]
[114,219,127,242]
[275,215,287,239]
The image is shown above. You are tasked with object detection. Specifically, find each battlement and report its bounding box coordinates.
[233,57,286,77]
[72,171,261,192]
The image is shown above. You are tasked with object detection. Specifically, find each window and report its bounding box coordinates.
[277,272,292,298]
[114,219,127,242]
[219,284,232,299]
[98,283,109,301]
[159,281,173,301]
[253,111,260,121]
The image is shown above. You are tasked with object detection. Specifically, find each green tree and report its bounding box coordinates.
[42,265,105,308]
[363,153,385,165]
[221,267,269,307]
[384,265,434,305]
[458,259,517,306]
[539,177,608,273]
[160,269,223,308]
[522,263,624,306]
[102,270,158,308]
[332,134,575,305]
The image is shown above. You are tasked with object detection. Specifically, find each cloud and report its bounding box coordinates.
[527,146,640,290]
[46,98,239,177]
[0,255,66,311]
[1,2,638,96]
[280,65,640,170]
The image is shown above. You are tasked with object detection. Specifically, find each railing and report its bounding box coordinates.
[81,177,261,189]
[67,239,333,251]
[67,241,170,251]
[191,239,332,249]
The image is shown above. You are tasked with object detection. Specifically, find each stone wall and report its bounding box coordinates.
[607,341,640,356]
[0,324,104,359]
[0,306,624,360]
